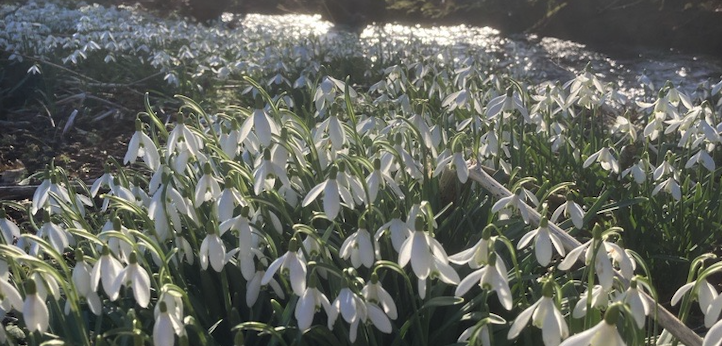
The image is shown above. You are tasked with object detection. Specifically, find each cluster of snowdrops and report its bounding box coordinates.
[2,2,722,346]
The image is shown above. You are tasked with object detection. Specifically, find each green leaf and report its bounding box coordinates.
[420,296,464,310]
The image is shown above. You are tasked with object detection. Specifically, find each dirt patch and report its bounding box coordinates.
[0,110,132,185]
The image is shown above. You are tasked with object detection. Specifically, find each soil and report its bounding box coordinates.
[0,110,132,186]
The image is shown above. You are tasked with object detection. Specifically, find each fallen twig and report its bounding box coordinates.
[467,163,703,346]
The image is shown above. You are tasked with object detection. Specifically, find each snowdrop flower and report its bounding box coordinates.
[614,278,650,329]
[417,255,461,299]
[27,271,59,302]
[583,147,619,174]
[686,149,716,172]
[33,212,70,256]
[166,117,204,171]
[449,226,496,269]
[315,114,346,151]
[610,116,638,142]
[558,226,633,290]
[491,187,538,224]
[217,180,245,221]
[108,251,151,308]
[154,301,184,346]
[551,194,585,230]
[559,304,626,346]
[374,212,412,253]
[253,148,291,196]
[486,87,529,122]
[332,287,392,343]
[295,280,336,331]
[671,276,718,314]
[0,275,23,313]
[564,69,605,110]
[262,237,307,296]
[387,133,424,181]
[340,221,375,269]
[704,319,722,346]
[652,177,682,201]
[194,162,222,207]
[653,155,678,182]
[517,217,566,266]
[0,208,21,244]
[239,99,279,148]
[69,250,101,316]
[455,252,512,310]
[458,313,506,346]
[398,217,455,282]
[335,162,366,206]
[314,77,353,114]
[31,172,81,216]
[98,218,134,263]
[23,279,49,333]
[219,120,241,158]
[362,273,397,320]
[572,285,608,318]
[90,245,123,295]
[366,158,404,204]
[200,225,227,272]
[247,268,285,307]
[332,287,363,341]
[124,119,160,170]
[643,112,666,141]
[508,281,569,346]
[220,206,256,279]
[621,158,650,184]
[90,165,115,198]
[433,143,469,183]
[302,165,353,220]
[101,179,137,212]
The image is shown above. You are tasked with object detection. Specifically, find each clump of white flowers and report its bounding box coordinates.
[0,2,721,346]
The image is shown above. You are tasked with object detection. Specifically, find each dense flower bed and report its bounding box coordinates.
[1,2,722,346]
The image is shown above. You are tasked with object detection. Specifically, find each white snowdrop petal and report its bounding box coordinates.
[507,301,538,339]
[703,319,722,346]
[367,304,392,333]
